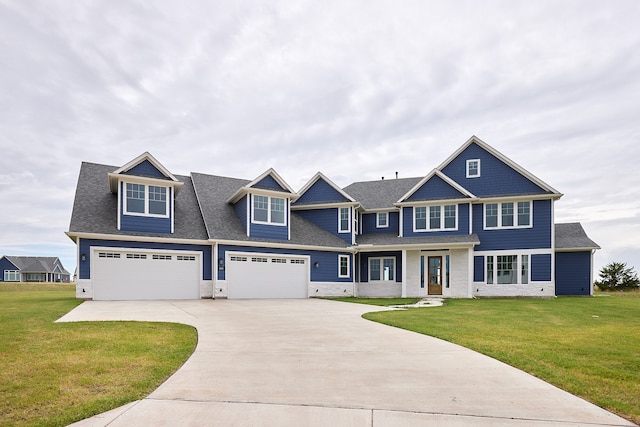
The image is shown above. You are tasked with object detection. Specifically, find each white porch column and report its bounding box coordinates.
[468,247,474,298]
[401,249,407,297]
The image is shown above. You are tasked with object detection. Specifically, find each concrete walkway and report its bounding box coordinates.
[57,299,635,427]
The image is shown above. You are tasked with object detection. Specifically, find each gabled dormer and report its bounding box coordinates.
[292,172,359,244]
[394,169,477,237]
[227,168,297,241]
[108,152,183,234]
[437,136,562,198]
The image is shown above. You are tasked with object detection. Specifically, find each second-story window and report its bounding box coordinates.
[252,194,286,225]
[484,201,532,229]
[414,205,457,231]
[376,212,388,228]
[124,183,168,217]
[338,207,350,233]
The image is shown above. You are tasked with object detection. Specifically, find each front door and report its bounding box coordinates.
[428,256,443,295]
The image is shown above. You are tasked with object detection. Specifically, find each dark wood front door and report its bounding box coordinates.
[428,256,443,295]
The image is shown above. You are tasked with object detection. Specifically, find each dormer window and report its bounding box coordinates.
[124,182,168,217]
[466,159,480,178]
[252,194,286,225]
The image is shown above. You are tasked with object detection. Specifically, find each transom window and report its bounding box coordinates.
[338,207,351,233]
[376,212,388,228]
[124,182,169,217]
[485,201,532,229]
[486,254,529,284]
[466,159,481,178]
[338,254,350,278]
[369,257,395,282]
[4,270,20,281]
[414,205,457,231]
[252,194,287,225]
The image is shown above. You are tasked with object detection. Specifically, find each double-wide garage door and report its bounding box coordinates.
[92,249,200,300]
[226,253,309,299]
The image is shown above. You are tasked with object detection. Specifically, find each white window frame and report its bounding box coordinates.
[338,254,350,278]
[338,207,351,233]
[485,253,531,285]
[484,201,533,230]
[123,182,170,218]
[4,270,20,281]
[376,212,389,228]
[413,204,458,232]
[368,257,396,282]
[251,194,287,226]
[466,159,481,178]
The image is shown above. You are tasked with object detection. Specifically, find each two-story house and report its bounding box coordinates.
[67,136,599,300]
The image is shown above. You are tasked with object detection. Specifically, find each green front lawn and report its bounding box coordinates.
[0,284,197,427]
[362,295,640,424]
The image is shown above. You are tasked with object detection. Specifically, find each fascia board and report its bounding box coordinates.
[555,246,601,252]
[247,168,297,195]
[394,197,479,207]
[296,172,356,203]
[476,194,563,203]
[352,241,477,252]
[65,231,211,246]
[437,135,562,195]
[291,201,360,210]
[108,173,185,194]
[112,152,180,182]
[212,239,355,253]
[396,169,476,203]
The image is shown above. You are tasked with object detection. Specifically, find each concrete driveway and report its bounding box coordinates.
[57,299,635,426]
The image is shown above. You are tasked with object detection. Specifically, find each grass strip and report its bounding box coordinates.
[0,284,197,427]
[361,295,640,424]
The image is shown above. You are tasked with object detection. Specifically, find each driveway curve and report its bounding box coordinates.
[57,299,635,426]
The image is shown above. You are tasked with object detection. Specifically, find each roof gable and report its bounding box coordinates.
[227,168,297,204]
[438,136,561,198]
[2,256,66,273]
[108,152,183,193]
[399,170,476,203]
[294,172,355,206]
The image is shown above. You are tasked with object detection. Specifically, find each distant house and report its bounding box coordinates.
[0,256,71,283]
[67,135,599,300]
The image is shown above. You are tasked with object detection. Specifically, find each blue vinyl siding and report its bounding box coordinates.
[362,212,400,235]
[531,254,552,281]
[249,222,288,240]
[472,199,552,251]
[120,182,173,234]
[296,208,351,243]
[0,257,19,282]
[295,178,349,204]
[254,174,286,191]
[555,251,591,295]
[359,252,402,283]
[407,175,467,201]
[234,195,248,233]
[78,238,212,280]
[441,142,548,197]
[402,204,470,237]
[124,160,167,178]
[218,244,352,282]
[474,256,485,282]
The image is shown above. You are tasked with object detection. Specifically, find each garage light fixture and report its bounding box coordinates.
[81,253,87,262]
[314,261,319,268]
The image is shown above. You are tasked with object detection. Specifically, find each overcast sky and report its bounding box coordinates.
[1,0,639,278]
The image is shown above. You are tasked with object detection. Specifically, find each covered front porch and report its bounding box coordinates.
[352,234,479,298]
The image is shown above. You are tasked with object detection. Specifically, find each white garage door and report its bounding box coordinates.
[226,253,309,299]
[92,249,200,300]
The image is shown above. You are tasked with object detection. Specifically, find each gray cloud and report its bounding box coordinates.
[1,0,639,275]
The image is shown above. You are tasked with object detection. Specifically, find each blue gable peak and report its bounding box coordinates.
[398,169,476,203]
[294,172,355,206]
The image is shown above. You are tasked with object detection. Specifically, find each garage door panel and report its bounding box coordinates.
[93,250,200,300]
[227,254,308,299]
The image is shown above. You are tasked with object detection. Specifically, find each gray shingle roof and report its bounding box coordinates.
[68,162,209,240]
[555,223,600,250]
[343,177,422,210]
[356,233,480,247]
[3,256,70,275]
[191,173,349,248]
